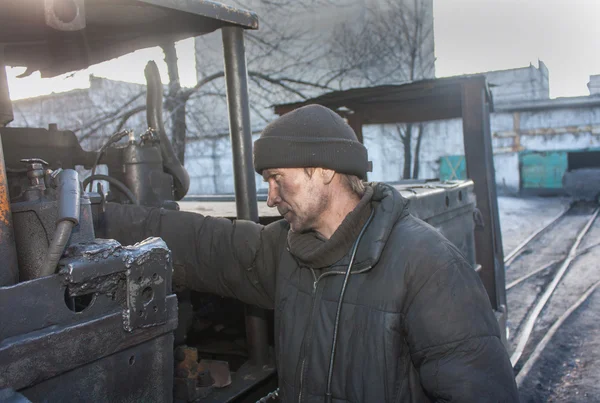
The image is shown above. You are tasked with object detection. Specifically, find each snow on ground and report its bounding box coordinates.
[498,196,571,257]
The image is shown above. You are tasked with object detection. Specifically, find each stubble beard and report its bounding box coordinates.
[290,191,330,234]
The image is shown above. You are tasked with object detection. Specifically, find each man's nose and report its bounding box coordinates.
[267,185,281,207]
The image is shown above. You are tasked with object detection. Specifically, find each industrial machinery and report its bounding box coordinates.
[0,1,275,401]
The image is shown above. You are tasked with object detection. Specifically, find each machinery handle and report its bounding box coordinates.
[144,61,190,200]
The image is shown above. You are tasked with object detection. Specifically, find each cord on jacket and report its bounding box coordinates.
[325,209,375,403]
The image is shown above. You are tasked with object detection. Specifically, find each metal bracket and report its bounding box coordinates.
[124,260,168,332]
[123,238,172,332]
[59,237,172,332]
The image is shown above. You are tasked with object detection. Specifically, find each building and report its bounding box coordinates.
[9,76,146,151]
[361,61,600,195]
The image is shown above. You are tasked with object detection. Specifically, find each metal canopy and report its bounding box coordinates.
[0,0,258,77]
[273,76,507,340]
[275,76,494,125]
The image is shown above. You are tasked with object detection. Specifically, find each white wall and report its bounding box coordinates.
[486,61,549,105]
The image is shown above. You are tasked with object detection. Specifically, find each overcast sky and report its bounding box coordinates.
[6,0,600,100]
[434,0,600,98]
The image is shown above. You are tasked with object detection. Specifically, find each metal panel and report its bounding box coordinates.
[0,237,177,401]
[21,334,174,403]
[520,151,568,189]
[0,0,258,77]
[0,297,177,391]
[0,133,18,286]
[397,180,476,266]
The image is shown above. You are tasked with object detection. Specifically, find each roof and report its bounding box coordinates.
[494,95,600,113]
[1,0,258,78]
[274,75,494,124]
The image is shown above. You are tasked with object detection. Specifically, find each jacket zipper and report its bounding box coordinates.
[297,266,371,403]
[298,267,319,403]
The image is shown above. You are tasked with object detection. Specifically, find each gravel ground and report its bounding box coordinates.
[503,201,600,402]
[518,252,600,402]
[498,196,571,256]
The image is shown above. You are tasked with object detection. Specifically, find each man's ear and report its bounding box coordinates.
[321,168,336,185]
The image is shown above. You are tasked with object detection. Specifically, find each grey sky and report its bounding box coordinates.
[434,0,600,98]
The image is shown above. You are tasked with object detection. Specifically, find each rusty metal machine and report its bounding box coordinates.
[0,1,275,402]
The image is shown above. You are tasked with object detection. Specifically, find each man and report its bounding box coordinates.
[102,105,519,402]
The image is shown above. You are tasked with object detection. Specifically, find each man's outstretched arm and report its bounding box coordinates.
[99,203,286,309]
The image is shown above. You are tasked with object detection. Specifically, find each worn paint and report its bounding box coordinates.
[0,161,10,228]
[496,125,600,137]
[520,151,568,189]
[439,155,466,180]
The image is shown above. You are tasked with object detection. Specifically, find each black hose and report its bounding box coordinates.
[325,209,375,403]
[144,61,190,200]
[87,130,130,192]
[42,221,74,276]
[83,174,139,205]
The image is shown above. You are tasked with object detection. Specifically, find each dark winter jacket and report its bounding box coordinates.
[102,182,519,402]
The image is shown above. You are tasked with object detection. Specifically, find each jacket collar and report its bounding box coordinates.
[346,182,409,272]
[287,186,374,268]
[288,182,409,272]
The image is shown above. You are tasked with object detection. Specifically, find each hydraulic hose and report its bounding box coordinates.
[42,221,74,277]
[144,61,190,200]
[41,169,81,277]
[82,174,139,205]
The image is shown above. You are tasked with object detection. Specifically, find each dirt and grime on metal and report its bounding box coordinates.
[499,197,600,401]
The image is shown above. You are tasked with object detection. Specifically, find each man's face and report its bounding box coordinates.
[262,167,329,233]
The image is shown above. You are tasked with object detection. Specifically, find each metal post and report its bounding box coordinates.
[461,79,507,316]
[0,49,19,285]
[222,26,269,366]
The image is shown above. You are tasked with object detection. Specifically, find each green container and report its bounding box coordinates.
[519,151,568,189]
[439,155,467,181]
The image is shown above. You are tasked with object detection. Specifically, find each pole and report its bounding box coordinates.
[222,26,269,366]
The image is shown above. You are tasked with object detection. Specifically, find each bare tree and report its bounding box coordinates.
[328,0,435,179]
[56,0,434,183]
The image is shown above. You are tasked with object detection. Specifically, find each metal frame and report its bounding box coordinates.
[222,26,270,367]
[272,76,508,333]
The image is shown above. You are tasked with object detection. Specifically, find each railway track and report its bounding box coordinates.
[503,202,600,399]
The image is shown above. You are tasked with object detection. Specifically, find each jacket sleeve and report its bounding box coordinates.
[403,249,520,402]
[99,203,287,309]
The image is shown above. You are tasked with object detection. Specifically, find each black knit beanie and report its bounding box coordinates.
[253,105,371,180]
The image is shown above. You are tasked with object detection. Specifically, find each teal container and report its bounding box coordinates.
[519,151,568,189]
[439,155,467,181]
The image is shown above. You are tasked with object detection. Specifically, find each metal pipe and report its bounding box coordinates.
[83,174,139,205]
[41,169,81,277]
[144,61,190,200]
[222,26,269,366]
[0,138,19,286]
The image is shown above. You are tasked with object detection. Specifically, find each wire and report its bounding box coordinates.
[87,130,130,192]
[325,209,375,403]
[82,174,139,205]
